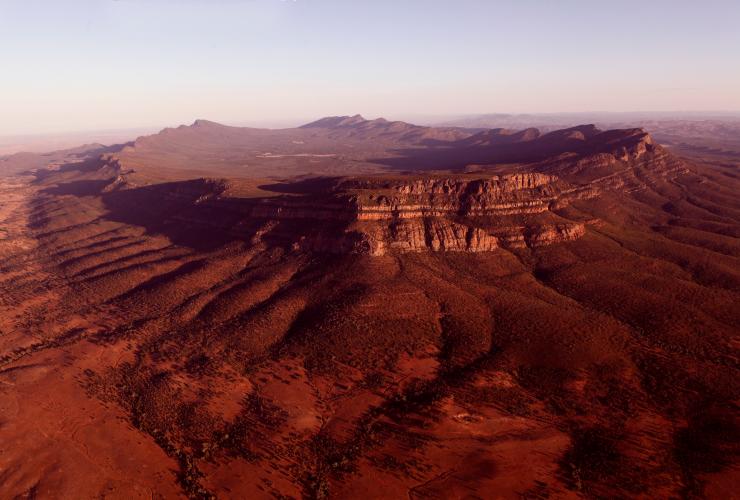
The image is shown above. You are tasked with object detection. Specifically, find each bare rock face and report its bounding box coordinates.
[237,174,589,256]
[119,172,589,256]
[301,218,586,256]
[345,173,563,220]
[597,128,655,161]
[364,219,500,256]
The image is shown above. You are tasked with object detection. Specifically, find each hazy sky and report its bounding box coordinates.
[2,0,739,134]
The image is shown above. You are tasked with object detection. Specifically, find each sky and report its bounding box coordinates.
[1,0,739,135]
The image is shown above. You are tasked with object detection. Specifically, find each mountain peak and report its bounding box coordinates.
[191,119,224,128]
[300,114,369,128]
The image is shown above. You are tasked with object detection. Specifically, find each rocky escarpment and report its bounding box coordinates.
[538,127,689,183]
[93,122,689,257]
[240,173,568,221]
[108,173,590,256]
[311,174,587,255]
[298,218,585,256]
[347,173,562,219]
[105,127,690,257]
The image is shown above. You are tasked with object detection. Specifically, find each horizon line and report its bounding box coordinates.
[3,109,740,139]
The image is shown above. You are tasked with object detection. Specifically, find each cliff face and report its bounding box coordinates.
[308,174,587,255]
[307,219,503,256]
[348,173,560,219]
[119,172,589,256]
[204,172,579,222]
[305,219,585,257]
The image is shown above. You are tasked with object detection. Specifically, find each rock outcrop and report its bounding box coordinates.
[292,218,586,257]
[120,173,589,256]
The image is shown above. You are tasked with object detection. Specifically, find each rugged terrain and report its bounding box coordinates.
[0,116,738,499]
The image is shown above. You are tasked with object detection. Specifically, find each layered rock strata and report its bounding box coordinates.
[129,173,589,256]
[298,219,585,256]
